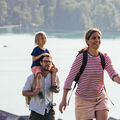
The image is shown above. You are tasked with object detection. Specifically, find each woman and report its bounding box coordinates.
[59,28,120,120]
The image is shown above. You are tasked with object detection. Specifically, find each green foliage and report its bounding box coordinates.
[0,0,8,25]
[0,0,120,32]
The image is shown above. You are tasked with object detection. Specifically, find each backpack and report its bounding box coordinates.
[73,50,105,89]
[67,50,106,105]
[68,50,114,105]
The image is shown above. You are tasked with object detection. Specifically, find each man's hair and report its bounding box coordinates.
[39,53,52,62]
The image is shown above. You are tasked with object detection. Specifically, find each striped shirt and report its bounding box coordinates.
[64,52,118,98]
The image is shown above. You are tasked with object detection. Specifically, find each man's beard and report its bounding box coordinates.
[43,69,49,71]
[42,65,50,71]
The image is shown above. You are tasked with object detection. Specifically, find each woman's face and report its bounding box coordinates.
[86,32,101,50]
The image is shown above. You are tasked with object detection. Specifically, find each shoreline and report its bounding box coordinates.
[0,109,119,120]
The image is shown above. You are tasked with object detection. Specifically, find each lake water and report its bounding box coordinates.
[0,33,120,120]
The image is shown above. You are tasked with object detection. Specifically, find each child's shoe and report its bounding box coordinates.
[38,92,44,99]
[50,86,60,93]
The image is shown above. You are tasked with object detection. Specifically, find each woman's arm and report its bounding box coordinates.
[104,53,119,81]
[59,89,70,113]
[64,54,83,89]
[113,75,120,84]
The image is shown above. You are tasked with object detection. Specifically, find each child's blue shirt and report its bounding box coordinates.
[31,46,50,67]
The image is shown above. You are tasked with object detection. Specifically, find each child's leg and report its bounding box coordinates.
[50,63,58,86]
[36,73,44,98]
[36,73,42,91]
[50,66,60,93]
[51,72,57,86]
[32,66,44,98]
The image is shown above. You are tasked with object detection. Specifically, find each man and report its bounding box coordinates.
[22,54,60,120]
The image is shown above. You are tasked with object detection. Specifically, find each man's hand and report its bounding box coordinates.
[33,88,41,96]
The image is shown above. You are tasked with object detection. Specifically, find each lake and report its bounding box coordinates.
[0,33,120,120]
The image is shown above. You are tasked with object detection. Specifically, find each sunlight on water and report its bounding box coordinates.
[0,33,120,119]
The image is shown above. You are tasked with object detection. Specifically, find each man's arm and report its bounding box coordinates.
[22,74,40,97]
[22,89,40,97]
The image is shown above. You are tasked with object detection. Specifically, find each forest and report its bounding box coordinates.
[0,0,120,32]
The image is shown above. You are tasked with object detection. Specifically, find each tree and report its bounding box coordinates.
[0,0,8,25]
[27,0,44,25]
[40,0,57,29]
[92,5,116,31]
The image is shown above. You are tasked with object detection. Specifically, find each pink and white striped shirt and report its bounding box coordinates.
[64,52,118,98]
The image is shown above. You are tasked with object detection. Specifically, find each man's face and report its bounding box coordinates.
[40,57,52,71]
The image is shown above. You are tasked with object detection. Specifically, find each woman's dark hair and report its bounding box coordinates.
[85,28,101,41]
[79,28,101,54]
[78,46,88,54]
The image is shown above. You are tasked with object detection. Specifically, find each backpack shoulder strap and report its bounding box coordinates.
[99,52,114,105]
[74,50,88,87]
[99,52,105,70]
[67,50,88,105]
[68,51,106,106]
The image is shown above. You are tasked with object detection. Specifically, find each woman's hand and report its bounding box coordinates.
[59,99,67,113]
[59,89,69,113]
[113,75,120,84]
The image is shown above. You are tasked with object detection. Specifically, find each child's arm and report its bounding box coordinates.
[32,53,50,61]
[32,54,43,61]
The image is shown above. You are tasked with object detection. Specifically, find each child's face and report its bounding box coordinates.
[38,35,47,46]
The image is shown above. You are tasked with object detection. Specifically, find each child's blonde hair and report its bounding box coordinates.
[35,31,47,45]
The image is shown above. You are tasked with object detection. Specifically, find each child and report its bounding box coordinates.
[31,31,59,98]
